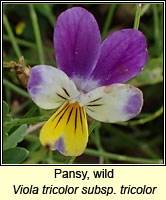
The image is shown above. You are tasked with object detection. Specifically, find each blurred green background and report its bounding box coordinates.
[3,3,163,164]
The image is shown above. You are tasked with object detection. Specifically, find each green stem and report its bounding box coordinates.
[153,4,159,42]
[23,147,47,164]
[3,13,22,58]
[29,4,45,64]
[43,4,56,27]
[4,115,49,127]
[23,104,38,118]
[102,4,116,40]
[118,106,163,126]
[141,4,151,16]
[134,4,142,30]
[94,125,103,151]
[3,79,29,98]
[149,135,163,147]
[3,34,54,54]
[65,156,76,164]
[85,148,162,164]
[139,143,160,159]
[89,120,99,134]
[152,4,160,54]
[94,125,110,164]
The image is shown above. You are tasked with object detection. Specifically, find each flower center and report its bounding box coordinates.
[69,92,88,107]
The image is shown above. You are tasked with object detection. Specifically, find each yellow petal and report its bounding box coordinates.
[39,101,88,156]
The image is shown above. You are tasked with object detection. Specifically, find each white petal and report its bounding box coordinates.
[80,84,143,123]
[28,65,80,109]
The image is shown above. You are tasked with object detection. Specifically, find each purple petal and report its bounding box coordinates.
[89,29,148,87]
[54,7,101,88]
[125,93,143,117]
[28,66,43,95]
[54,137,65,154]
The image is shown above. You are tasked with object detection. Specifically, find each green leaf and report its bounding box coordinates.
[129,57,163,86]
[3,124,27,151]
[3,147,29,164]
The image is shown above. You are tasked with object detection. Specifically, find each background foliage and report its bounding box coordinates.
[3,3,163,164]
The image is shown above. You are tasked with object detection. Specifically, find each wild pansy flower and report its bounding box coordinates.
[28,7,148,156]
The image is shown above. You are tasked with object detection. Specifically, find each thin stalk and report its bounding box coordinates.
[149,135,163,147]
[134,4,142,30]
[23,147,47,164]
[153,4,160,42]
[3,13,22,58]
[43,4,56,27]
[4,115,49,127]
[94,125,103,151]
[23,104,38,118]
[102,4,116,40]
[152,4,160,53]
[89,120,99,134]
[85,149,162,164]
[65,157,75,164]
[3,34,54,54]
[141,4,151,16]
[94,125,110,164]
[29,4,45,64]
[118,106,163,126]
[139,143,160,159]
[3,79,29,98]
